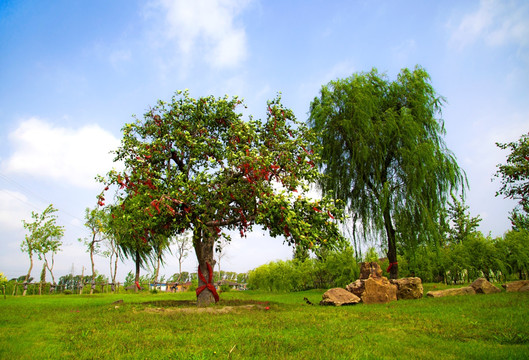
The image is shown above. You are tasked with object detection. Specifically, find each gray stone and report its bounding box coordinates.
[390,277,423,300]
[320,288,361,306]
[502,280,529,292]
[470,278,501,294]
[361,277,398,304]
[426,286,476,298]
[359,262,383,280]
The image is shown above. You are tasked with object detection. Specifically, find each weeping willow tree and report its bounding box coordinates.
[309,66,466,278]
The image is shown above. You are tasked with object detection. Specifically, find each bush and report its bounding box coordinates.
[63,290,72,295]
[248,248,359,291]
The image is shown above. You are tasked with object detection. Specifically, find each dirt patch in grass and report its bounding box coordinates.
[135,299,271,314]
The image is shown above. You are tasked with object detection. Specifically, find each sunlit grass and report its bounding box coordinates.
[1,288,528,359]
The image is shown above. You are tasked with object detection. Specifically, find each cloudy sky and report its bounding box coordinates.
[1,0,528,281]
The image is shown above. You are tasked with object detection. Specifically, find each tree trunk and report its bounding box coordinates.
[45,254,56,292]
[195,230,217,307]
[90,242,96,295]
[135,250,141,292]
[39,262,46,295]
[383,207,398,279]
[23,252,34,296]
[154,252,161,285]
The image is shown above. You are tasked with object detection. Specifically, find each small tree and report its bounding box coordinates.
[215,237,229,282]
[21,204,64,296]
[173,232,193,283]
[101,91,345,305]
[79,207,107,294]
[100,232,119,291]
[495,132,529,231]
[446,193,482,245]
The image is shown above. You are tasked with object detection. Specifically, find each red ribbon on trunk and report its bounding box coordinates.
[135,281,141,290]
[386,262,398,273]
[196,262,219,303]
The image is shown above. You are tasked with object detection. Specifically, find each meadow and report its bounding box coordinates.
[0,285,528,359]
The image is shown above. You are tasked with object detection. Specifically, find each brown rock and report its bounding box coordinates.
[359,262,383,279]
[426,286,476,298]
[320,288,361,306]
[502,280,529,292]
[470,278,501,294]
[361,277,398,304]
[390,277,423,300]
[345,279,365,299]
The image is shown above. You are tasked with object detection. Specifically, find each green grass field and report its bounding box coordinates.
[1,287,528,359]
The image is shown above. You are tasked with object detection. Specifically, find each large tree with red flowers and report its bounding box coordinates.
[100,91,344,306]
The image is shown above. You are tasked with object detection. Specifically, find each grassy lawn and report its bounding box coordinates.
[0,287,528,359]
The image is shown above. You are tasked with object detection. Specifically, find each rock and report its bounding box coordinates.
[320,288,361,306]
[345,279,365,299]
[502,280,529,292]
[426,286,476,298]
[361,277,398,304]
[470,278,501,294]
[390,277,423,300]
[359,262,383,279]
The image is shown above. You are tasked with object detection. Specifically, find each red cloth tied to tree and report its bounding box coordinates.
[135,281,141,290]
[196,262,219,303]
[386,262,398,273]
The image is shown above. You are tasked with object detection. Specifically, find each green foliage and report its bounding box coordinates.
[21,204,64,260]
[445,193,482,245]
[496,229,529,280]
[363,247,379,262]
[0,272,7,287]
[309,66,465,277]
[495,132,529,231]
[248,248,359,291]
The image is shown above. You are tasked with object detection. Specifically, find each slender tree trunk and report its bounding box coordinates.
[195,229,217,307]
[39,262,46,295]
[135,250,141,292]
[23,252,34,296]
[90,241,96,294]
[383,207,398,279]
[109,242,118,292]
[45,254,56,293]
[154,251,161,285]
[112,252,118,291]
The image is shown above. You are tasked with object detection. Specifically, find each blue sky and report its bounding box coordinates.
[1,0,528,281]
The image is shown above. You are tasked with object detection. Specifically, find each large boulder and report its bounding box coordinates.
[470,278,501,294]
[390,277,423,300]
[359,262,383,279]
[361,277,398,304]
[502,280,529,292]
[346,262,397,304]
[427,286,476,298]
[320,288,361,306]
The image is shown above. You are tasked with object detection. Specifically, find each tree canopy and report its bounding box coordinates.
[100,91,344,305]
[308,66,465,278]
[495,132,529,231]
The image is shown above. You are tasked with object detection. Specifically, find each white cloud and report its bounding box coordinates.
[0,190,33,231]
[448,0,529,51]
[2,118,120,189]
[147,0,251,69]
